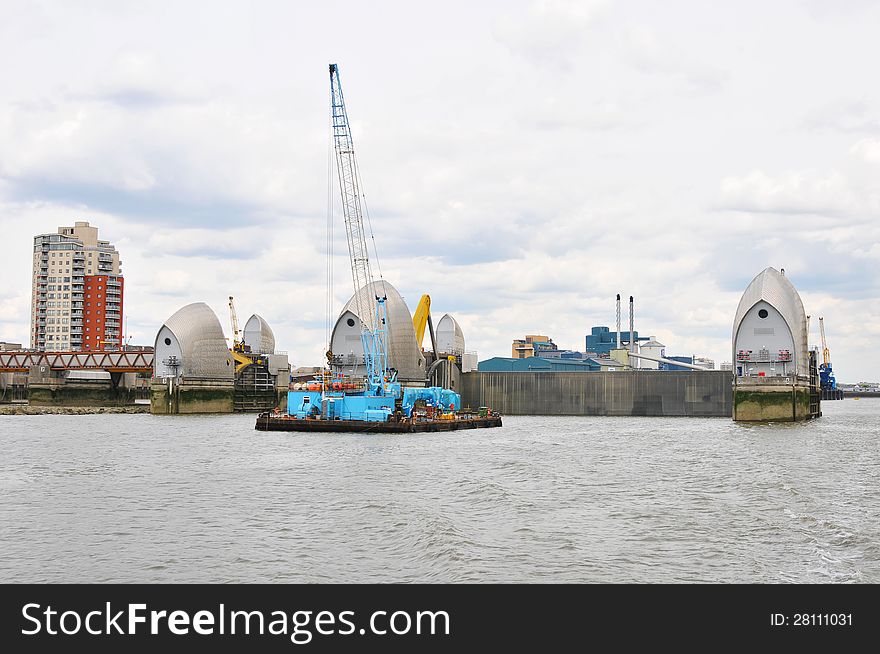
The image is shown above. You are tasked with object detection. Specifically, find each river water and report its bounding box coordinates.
[1,400,878,583]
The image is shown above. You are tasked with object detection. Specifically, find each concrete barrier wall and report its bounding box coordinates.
[460,370,733,417]
[150,380,235,414]
[28,382,142,407]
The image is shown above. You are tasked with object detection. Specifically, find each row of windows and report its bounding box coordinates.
[47,251,100,258]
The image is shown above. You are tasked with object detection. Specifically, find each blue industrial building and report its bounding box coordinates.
[478,357,601,372]
[585,326,648,355]
[662,356,694,372]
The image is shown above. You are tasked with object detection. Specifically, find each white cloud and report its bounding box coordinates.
[620,26,729,93]
[718,170,870,217]
[1,1,880,382]
[494,0,609,70]
[850,138,880,163]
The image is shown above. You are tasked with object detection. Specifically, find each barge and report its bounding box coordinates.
[255,369,502,434]
[255,412,502,433]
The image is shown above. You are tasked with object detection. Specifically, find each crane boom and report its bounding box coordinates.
[819,316,830,367]
[330,63,376,332]
[329,63,388,391]
[228,295,240,346]
[413,294,431,345]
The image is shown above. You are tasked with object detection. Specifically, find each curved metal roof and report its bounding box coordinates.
[243,314,276,354]
[733,267,809,376]
[436,313,465,354]
[157,302,233,380]
[337,281,425,381]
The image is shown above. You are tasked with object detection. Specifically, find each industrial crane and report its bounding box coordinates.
[412,294,440,364]
[228,295,253,373]
[329,63,390,394]
[282,64,465,425]
[818,316,837,390]
[228,296,241,349]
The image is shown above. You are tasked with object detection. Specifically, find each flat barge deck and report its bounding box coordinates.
[255,414,502,433]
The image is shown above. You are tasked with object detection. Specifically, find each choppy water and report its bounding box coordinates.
[1,400,878,583]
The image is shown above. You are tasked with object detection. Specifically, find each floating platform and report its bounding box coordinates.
[255,413,502,433]
[821,388,844,401]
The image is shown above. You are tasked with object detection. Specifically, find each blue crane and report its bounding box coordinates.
[329,63,391,395]
[818,316,837,390]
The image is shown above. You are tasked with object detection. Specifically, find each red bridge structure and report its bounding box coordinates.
[0,350,153,373]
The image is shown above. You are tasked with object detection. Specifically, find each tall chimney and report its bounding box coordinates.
[616,294,621,349]
[629,296,635,355]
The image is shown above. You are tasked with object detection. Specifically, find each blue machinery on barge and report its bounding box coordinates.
[257,64,501,433]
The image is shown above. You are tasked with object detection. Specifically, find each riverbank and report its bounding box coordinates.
[0,404,149,415]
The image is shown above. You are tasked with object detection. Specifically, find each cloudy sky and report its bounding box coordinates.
[1,0,878,381]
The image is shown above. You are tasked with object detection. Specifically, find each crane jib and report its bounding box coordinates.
[329,63,387,393]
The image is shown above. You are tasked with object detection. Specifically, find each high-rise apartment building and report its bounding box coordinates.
[31,221,124,351]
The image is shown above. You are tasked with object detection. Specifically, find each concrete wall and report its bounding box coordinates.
[733,382,814,422]
[459,370,733,417]
[28,382,141,407]
[150,379,235,414]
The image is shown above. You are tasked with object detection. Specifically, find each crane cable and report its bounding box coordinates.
[352,155,387,301]
[326,89,335,366]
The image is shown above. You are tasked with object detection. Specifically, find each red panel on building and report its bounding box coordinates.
[82,274,124,351]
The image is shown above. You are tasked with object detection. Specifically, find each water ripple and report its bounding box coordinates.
[1,401,878,582]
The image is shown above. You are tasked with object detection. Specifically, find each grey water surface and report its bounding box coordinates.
[1,400,878,583]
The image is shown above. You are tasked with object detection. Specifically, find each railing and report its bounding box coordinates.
[0,350,154,372]
[736,349,792,363]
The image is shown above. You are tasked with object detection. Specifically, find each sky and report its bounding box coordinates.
[0,0,878,382]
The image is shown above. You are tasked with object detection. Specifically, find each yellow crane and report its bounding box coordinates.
[228,295,253,373]
[412,294,440,363]
[819,316,830,367]
[412,294,431,345]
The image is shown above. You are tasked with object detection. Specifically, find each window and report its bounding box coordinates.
[758,309,769,319]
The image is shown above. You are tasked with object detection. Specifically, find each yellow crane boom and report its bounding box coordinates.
[228,296,240,347]
[819,316,830,367]
[412,294,431,346]
[228,295,253,371]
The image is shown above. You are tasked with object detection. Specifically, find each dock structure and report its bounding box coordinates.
[731,268,821,422]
